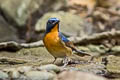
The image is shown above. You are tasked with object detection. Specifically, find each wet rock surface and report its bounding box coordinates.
[0,62,109,80]
[0,64,108,80]
[0,46,116,80]
[0,41,119,80]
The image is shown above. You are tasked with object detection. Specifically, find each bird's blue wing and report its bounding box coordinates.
[59,32,69,43]
[59,33,89,55]
[59,32,89,55]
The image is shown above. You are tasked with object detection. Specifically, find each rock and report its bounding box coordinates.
[8,69,20,79]
[0,71,9,79]
[4,68,20,79]
[0,0,66,27]
[37,64,61,73]
[98,0,120,7]
[66,0,96,17]
[66,62,108,76]
[87,45,109,56]
[0,15,18,42]
[17,75,28,80]
[35,11,93,37]
[0,0,38,26]
[17,66,32,74]
[25,71,56,80]
[111,46,120,54]
[38,0,67,11]
[87,45,108,53]
[107,55,120,74]
[0,46,54,67]
[18,47,54,64]
[57,71,107,80]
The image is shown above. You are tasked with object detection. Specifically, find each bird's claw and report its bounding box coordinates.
[62,57,71,67]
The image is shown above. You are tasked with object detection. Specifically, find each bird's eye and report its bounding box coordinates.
[51,20,55,23]
[48,20,56,24]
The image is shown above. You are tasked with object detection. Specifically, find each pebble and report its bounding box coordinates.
[0,71,9,79]
[17,66,32,74]
[8,69,20,79]
[37,64,61,73]
[25,71,56,80]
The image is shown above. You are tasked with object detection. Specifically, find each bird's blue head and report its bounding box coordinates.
[45,18,60,33]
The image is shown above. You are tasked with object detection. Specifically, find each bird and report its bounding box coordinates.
[43,18,90,66]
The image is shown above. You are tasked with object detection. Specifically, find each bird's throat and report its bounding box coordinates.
[51,24,59,32]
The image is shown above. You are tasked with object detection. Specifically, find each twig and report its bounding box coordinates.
[0,41,43,51]
[20,40,43,48]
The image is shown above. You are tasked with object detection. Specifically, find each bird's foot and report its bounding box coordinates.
[62,57,71,67]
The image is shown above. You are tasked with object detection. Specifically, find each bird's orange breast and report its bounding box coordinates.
[44,31,59,49]
[43,25,72,58]
[43,24,60,50]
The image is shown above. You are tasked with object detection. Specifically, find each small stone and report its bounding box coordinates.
[17,66,32,73]
[17,75,28,80]
[37,64,61,73]
[58,71,107,80]
[8,69,20,79]
[0,71,9,79]
[87,45,107,54]
[74,62,107,76]
[111,46,120,53]
[107,55,120,73]
[25,71,56,80]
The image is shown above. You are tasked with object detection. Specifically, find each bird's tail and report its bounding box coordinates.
[73,49,90,56]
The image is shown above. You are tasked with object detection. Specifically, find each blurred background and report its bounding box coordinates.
[0,0,120,43]
[0,1,120,80]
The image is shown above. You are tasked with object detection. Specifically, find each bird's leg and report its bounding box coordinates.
[53,57,57,64]
[62,57,71,67]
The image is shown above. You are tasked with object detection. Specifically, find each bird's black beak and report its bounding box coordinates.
[53,21,59,25]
